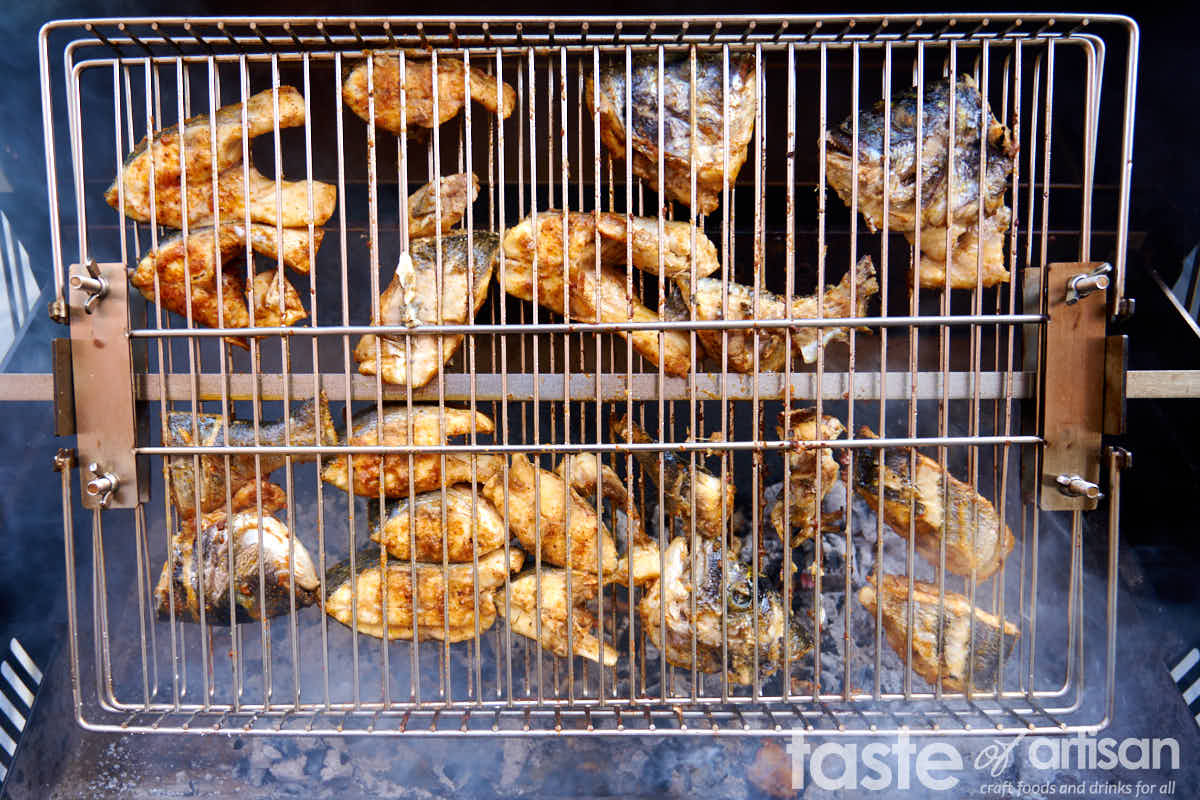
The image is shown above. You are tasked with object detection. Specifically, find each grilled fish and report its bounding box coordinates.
[858,574,1019,693]
[407,172,480,239]
[321,405,501,499]
[771,409,846,545]
[495,569,619,665]
[354,232,500,389]
[610,415,733,540]
[853,426,1015,581]
[825,76,1016,289]
[154,510,319,624]
[368,485,507,563]
[673,255,878,373]
[587,52,757,215]
[639,536,813,685]
[247,269,307,328]
[481,454,620,577]
[501,210,696,376]
[106,87,306,222]
[342,55,516,135]
[324,546,523,641]
[166,394,336,519]
[112,161,337,230]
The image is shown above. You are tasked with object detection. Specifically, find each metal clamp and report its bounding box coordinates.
[68,259,108,314]
[85,462,118,508]
[1056,473,1103,501]
[1066,262,1112,305]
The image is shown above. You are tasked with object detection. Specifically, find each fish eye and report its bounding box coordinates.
[727,583,753,611]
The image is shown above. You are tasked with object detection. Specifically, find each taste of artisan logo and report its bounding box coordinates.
[785,732,1181,792]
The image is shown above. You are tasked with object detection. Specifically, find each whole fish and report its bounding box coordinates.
[154,510,319,624]
[321,405,502,499]
[342,55,516,135]
[586,52,757,215]
[368,485,508,563]
[354,232,500,389]
[853,426,1015,581]
[495,569,619,665]
[858,574,1019,693]
[106,87,307,223]
[324,546,523,642]
[165,393,337,518]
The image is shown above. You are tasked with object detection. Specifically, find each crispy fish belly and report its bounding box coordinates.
[106,86,306,220]
[825,76,1016,289]
[154,511,319,624]
[342,55,516,135]
[858,574,1019,693]
[247,270,307,328]
[113,161,337,230]
[368,485,507,562]
[495,569,619,665]
[165,394,337,518]
[320,405,501,499]
[406,172,480,238]
[639,537,812,685]
[610,415,733,540]
[586,52,757,215]
[678,255,878,372]
[481,455,620,576]
[771,409,846,545]
[324,547,523,641]
[853,426,1015,581]
[354,232,499,389]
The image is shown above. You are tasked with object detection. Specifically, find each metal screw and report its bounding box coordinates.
[52,448,76,472]
[85,461,119,508]
[1065,262,1112,305]
[1055,473,1102,500]
[70,260,108,314]
[47,297,69,325]
[1109,447,1133,471]
[1115,297,1135,320]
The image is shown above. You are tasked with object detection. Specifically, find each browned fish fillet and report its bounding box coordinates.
[586,53,757,215]
[320,405,502,499]
[770,409,845,545]
[481,455,620,577]
[247,270,307,328]
[342,55,516,135]
[908,205,1012,290]
[495,569,619,665]
[325,547,522,641]
[858,574,1019,692]
[406,172,480,239]
[369,485,508,563]
[853,426,1015,581]
[105,87,306,221]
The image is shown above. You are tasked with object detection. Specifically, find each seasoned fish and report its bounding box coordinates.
[166,394,336,519]
[106,87,306,222]
[501,211,698,376]
[639,536,813,685]
[610,415,733,540]
[321,405,502,499]
[675,255,879,373]
[858,574,1019,693]
[407,172,480,239]
[354,232,499,389]
[853,426,1015,581]
[480,455,620,576]
[495,569,619,666]
[247,270,307,328]
[112,161,337,230]
[342,55,516,135]
[825,76,1016,289]
[586,52,757,215]
[368,485,507,563]
[771,409,846,545]
[154,510,319,624]
[324,547,523,641]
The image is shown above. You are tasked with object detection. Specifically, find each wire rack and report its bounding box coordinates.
[40,14,1138,736]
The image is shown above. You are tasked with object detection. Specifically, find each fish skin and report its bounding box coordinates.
[495,569,619,665]
[354,232,500,389]
[770,409,846,546]
[106,87,306,220]
[342,55,516,135]
[858,574,1020,693]
[406,173,480,239]
[368,485,507,563]
[247,270,307,328]
[154,511,319,624]
[587,53,757,215]
[853,426,1015,581]
[165,393,337,518]
[320,405,501,499]
[324,546,522,641]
